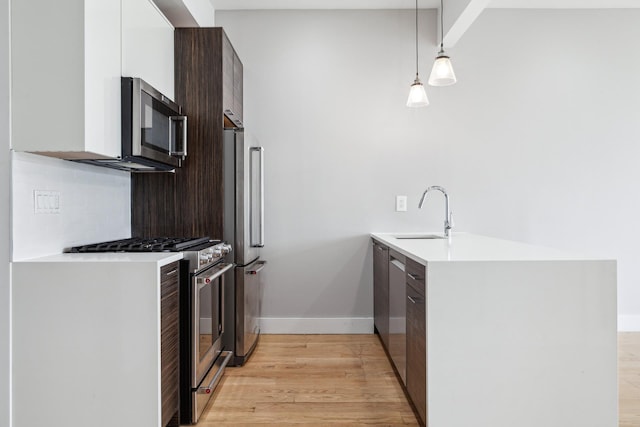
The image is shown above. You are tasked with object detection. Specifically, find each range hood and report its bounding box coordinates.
[71,155,177,173]
[23,151,177,173]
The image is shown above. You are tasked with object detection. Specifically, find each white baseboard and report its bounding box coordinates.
[618,315,640,331]
[259,317,374,334]
[213,315,640,333]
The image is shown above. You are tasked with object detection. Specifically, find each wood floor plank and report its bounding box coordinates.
[200,332,640,425]
[203,334,419,425]
[620,332,640,427]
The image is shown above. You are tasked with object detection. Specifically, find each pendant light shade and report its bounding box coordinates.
[407,0,429,108]
[428,0,457,87]
[407,77,429,107]
[428,51,456,86]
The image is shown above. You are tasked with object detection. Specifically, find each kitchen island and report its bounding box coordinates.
[12,252,183,427]
[371,232,617,427]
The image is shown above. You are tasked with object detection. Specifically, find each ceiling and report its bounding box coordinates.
[210,0,640,10]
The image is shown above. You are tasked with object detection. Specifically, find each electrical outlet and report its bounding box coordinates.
[34,190,60,214]
[396,195,407,212]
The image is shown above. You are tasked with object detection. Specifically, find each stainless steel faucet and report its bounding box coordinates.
[418,186,452,238]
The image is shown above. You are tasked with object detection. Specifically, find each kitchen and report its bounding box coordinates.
[1,0,639,426]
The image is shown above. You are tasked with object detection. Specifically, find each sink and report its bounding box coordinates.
[394,234,445,240]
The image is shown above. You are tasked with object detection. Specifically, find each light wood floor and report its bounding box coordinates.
[198,333,640,426]
[619,332,640,427]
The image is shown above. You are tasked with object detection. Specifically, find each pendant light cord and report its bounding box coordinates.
[439,0,444,51]
[415,0,419,77]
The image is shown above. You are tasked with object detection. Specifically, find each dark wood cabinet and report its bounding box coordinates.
[222,31,243,128]
[371,238,427,425]
[132,27,243,239]
[373,240,389,350]
[406,276,426,424]
[232,51,243,124]
[405,257,425,295]
[160,261,180,427]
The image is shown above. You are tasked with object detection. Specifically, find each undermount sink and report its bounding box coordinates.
[394,234,445,240]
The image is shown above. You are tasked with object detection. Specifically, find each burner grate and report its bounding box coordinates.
[67,237,212,253]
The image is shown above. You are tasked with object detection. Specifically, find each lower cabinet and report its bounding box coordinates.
[406,282,426,423]
[12,255,184,427]
[373,241,390,349]
[160,262,180,427]
[372,238,427,425]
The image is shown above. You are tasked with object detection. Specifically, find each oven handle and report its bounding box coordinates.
[196,263,234,289]
[198,351,233,394]
[220,271,225,335]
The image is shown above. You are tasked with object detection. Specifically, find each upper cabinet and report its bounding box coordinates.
[222,33,243,128]
[133,28,243,238]
[11,0,122,158]
[122,0,175,100]
[11,0,174,161]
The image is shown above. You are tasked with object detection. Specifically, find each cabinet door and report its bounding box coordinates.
[222,35,235,122]
[161,262,180,427]
[122,0,175,99]
[373,241,389,350]
[11,0,121,156]
[222,32,243,127]
[233,53,243,124]
[406,282,426,424]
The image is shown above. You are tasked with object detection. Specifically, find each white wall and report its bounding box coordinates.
[217,9,640,331]
[0,0,10,422]
[11,153,131,261]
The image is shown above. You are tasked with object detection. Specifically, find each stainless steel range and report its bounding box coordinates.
[177,239,233,424]
[68,237,234,424]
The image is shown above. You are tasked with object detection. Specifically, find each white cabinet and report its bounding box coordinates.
[11,0,122,158]
[11,0,174,161]
[122,0,175,100]
[12,253,183,427]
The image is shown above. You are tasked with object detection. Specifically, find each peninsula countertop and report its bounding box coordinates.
[371,232,607,265]
[370,231,617,427]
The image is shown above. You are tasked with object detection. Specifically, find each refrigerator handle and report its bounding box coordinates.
[250,147,265,248]
[247,260,267,275]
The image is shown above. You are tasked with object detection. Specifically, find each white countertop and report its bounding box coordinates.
[371,232,608,265]
[13,252,183,266]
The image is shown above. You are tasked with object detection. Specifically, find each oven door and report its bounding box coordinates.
[192,262,233,388]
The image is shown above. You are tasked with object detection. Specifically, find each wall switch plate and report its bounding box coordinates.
[34,190,60,214]
[396,195,407,212]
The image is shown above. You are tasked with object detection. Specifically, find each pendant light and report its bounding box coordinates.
[406,0,429,107]
[428,0,457,86]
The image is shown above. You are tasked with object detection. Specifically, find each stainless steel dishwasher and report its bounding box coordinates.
[388,250,407,384]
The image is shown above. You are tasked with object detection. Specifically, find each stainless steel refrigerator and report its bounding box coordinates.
[223,128,266,366]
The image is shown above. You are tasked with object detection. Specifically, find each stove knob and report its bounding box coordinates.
[212,248,222,258]
[200,253,213,264]
[221,244,232,254]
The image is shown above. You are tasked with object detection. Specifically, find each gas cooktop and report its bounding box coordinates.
[66,237,217,253]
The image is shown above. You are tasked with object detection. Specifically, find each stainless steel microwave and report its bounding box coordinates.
[120,77,187,171]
